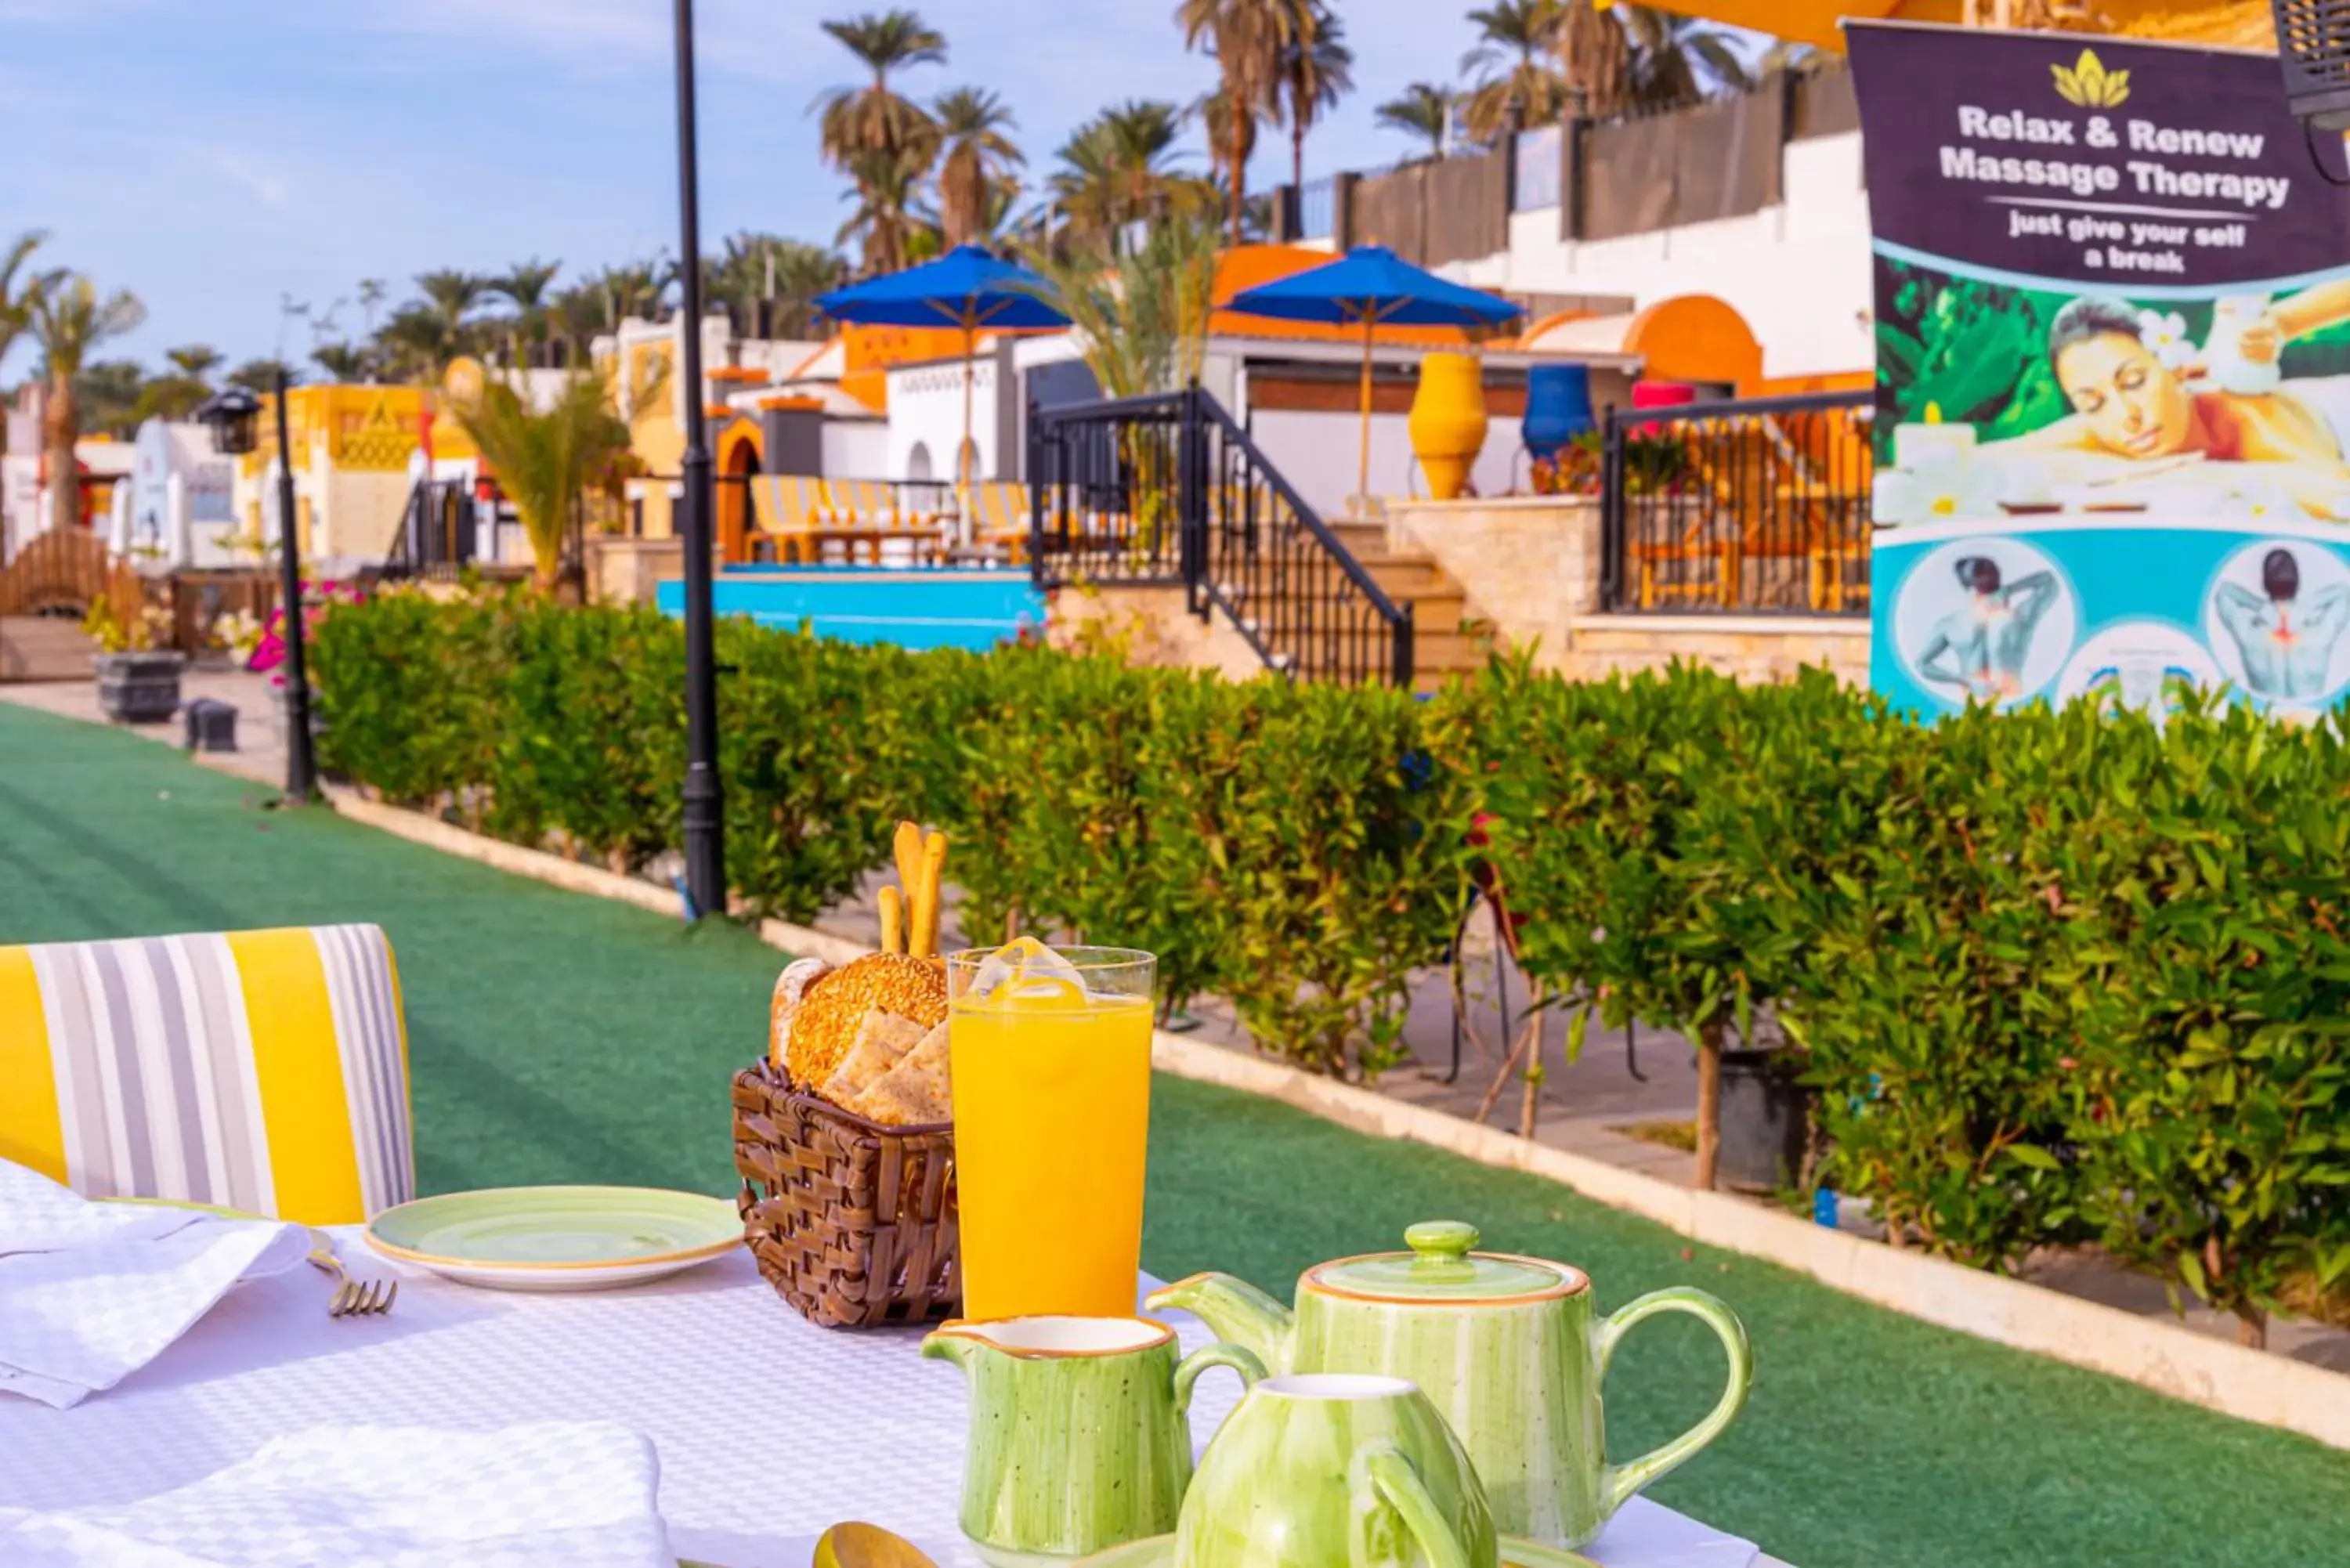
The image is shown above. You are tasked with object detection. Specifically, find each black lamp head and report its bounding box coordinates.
[193,386,263,457]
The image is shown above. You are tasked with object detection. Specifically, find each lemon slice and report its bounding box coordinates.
[965,934,1090,1006]
[812,1522,938,1568]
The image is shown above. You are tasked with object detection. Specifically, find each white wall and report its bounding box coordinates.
[1,454,36,563]
[822,419,889,479]
[886,358,1000,480]
[1451,132,1873,381]
[1249,410,1523,523]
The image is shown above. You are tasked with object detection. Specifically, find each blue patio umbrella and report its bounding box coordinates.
[1226,245,1523,504]
[817,247,1068,529]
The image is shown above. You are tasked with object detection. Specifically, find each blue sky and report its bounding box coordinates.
[0,0,1536,380]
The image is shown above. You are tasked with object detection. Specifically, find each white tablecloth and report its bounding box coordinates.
[0,1231,1777,1568]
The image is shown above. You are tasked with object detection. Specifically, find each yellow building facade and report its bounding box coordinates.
[237,384,433,566]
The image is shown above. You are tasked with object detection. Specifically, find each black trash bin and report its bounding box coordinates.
[183,698,239,753]
[1718,1046,1812,1191]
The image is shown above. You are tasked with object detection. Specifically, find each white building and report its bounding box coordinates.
[116,419,242,570]
[1446,128,1871,383]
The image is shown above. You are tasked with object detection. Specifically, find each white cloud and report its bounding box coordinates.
[200,150,290,208]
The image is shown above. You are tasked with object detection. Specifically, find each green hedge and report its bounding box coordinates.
[313,591,2350,1337]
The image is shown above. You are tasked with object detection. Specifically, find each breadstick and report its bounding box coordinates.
[878,885,905,956]
[914,832,947,959]
[893,821,924,904]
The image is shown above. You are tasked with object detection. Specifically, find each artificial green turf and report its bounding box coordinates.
[2,701,2344,1567]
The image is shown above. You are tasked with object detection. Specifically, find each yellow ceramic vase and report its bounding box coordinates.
[1408,352,1489,501]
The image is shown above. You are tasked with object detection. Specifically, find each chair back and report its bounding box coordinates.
[0,923,415,1224]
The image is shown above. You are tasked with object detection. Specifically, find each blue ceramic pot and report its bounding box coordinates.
[1521,364,1596,461]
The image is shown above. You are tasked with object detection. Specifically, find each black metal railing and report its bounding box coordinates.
[1029,387,1415,686]
[1599,389,1873,616]
[384,479,584,581]
[385,479,482,578]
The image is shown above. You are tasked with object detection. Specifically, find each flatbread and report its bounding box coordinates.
[820,1008,928,1104]
[851,1020,952,1126]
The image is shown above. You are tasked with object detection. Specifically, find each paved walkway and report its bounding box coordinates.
[1,667,287,789]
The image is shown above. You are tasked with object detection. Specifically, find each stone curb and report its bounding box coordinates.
[326,793,2350,1453]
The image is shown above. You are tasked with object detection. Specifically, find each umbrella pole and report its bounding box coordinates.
[1357,312,1373,515]
[960,319,976,549]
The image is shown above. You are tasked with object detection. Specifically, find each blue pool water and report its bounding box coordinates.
[655,567,1047,652]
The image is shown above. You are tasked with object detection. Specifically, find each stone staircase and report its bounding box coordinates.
[1325,520,1488,692]
[1206,520,1485,692]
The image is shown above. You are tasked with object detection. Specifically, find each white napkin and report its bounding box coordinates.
[0,1422,674,1566]
[0,1159,309,1408]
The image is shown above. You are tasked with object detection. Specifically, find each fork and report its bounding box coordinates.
[306,1241,396,1318]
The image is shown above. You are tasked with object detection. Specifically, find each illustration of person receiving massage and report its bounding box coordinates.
[1914,554,2059,703]
[2214,546,2350,699]
[1986,279,2350,518]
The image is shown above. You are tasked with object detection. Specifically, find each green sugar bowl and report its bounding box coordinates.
[1148,1219,1752,1551]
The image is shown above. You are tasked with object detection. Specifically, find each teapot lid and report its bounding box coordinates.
[1306,1221,1584,1303]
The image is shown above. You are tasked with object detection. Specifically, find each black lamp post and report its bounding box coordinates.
[672,0,725,919]
[197,380,316,803]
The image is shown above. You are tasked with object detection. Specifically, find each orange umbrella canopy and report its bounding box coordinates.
[1599,0,1949,52]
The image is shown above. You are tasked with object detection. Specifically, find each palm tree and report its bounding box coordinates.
[227,358,300,393]
[594,259,671,327]
[132,372,213,424]
[1048,101,1196,245]
[312,341,373,383]
[1557,0,1634,120]
[447,366,636,593]
[1460,0,1569,142]
[374,304,455,381]
[0,230,52,398]
[164,344,222,383]
[494,257,564,366]
[1176,0,1315,246]
[837,146,935,276]
[128,343,225,421]
[1618,5,1754,110]
[1375,84,1457,160]
[29,275,144,529]
[1275,4,1351,193]
[414,269,490,350]
[356,278,389,337]
[75,360,145,438]
[1191,78,1269,229]
[933,87,1023,248]
[816,9,947,168]
[748,240,845,338]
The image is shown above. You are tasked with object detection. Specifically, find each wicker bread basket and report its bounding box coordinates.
[730,1058,960,1328]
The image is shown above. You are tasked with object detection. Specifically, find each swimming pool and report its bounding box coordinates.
[655,566,1047,652]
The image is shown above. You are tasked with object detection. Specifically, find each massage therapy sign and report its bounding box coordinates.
[1849,23,2350,722]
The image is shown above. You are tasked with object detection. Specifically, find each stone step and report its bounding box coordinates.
[1410,628,1490,669]
[1325,520,1393,557]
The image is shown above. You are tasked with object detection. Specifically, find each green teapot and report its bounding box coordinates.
[1145,1220,1752,1552]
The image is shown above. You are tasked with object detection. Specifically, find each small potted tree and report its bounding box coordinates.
[85,591,185,724]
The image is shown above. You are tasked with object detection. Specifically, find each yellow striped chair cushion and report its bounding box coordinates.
[0,923,414,1226]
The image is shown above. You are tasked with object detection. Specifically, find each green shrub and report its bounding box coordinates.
[310,594,2350,1335]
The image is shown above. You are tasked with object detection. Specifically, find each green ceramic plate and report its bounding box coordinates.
[1073,1537,1596,1568]
[363,1185,741,1292]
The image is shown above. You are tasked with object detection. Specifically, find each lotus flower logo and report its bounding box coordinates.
[2052,48,2128,108]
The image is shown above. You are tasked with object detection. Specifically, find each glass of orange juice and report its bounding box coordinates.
[948,940,1156,1320]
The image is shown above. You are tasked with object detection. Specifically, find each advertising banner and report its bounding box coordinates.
[1849,22,2350,720]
